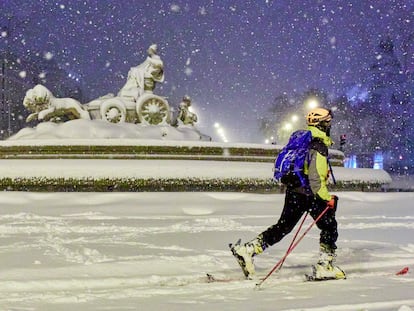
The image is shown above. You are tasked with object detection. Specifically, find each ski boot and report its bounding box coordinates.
[229,236,267,279]
[307,243,346,281]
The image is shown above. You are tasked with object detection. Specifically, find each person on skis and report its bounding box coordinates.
[231,107,346,281]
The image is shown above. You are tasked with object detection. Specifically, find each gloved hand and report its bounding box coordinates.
[327,195,338,209]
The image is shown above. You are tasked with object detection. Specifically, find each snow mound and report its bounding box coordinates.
[182,208,215,216]
[9,119,210,141]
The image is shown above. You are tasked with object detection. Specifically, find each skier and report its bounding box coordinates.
[231,107,346,280]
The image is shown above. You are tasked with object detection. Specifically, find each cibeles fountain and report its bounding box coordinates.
[0,45,348,192]
[10,44,210,141]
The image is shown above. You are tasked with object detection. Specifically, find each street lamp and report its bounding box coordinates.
[265,135,276,144]
[283,122,293,131]
[304,97,320,110]
[214,122,228,142]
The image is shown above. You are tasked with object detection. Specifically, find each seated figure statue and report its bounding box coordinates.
[177,95,198,126]
[118,44,165,102]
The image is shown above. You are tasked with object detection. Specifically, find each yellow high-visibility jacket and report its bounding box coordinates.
[305,126,333,201]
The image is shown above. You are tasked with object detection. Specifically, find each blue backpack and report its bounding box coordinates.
[273,130,312,188]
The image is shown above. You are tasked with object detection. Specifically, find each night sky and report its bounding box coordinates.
[2,0,413,142]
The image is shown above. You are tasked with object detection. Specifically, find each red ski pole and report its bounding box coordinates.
[256,212,308,288]
[256,205,331,288]
[278,211,308,270]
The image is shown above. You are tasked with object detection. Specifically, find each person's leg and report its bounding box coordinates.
[310,197,338,251]
[231,190,307,277]
[308,197,345,280]
[260,190,307,246]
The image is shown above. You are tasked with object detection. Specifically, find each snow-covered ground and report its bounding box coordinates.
[0,191,413,311]
[0,122,411,310]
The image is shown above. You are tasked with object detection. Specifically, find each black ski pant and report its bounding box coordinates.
[261,189,338,250]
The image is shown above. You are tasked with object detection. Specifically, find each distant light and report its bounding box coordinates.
[265,139,270,144]
[344,155,358,168]
[214,122,228,142]
[291,115,298,122]
[373,152,383,169]
[19,71,27,78]
[284,122,293,131]
[1,31,7,38]
[306,99,319,109]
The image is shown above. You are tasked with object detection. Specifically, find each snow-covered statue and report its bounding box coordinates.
[22,45,169,125]
[118,44,165,101]
[177,95,198,126]
[23,84,90,122]
[17,46,211,140]
[20,45,208,134]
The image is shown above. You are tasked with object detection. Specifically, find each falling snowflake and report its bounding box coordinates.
[184,67,193,76]
[170,4,180,13]
[199,6,207,15]
[44,52,54,60]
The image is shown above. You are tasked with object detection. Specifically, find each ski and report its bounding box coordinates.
[209,266,408,285]
[207,270,346,285]
[304,274,346,282]
[206,273,247,283]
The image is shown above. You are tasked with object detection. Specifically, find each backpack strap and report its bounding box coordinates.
[310,138,336,185]
[309,138,328,156]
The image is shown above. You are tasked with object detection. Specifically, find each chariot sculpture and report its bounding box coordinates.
[23,44,194,126]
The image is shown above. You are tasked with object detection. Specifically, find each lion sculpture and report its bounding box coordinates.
[23,84,90,122]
